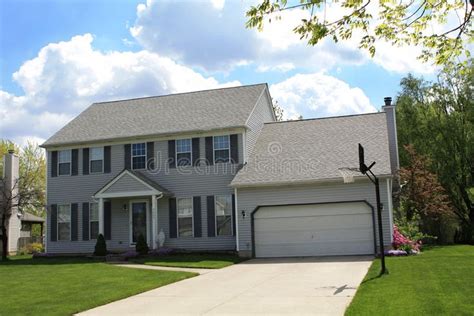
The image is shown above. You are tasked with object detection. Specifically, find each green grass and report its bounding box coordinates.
[132,253,246,269]
[0,255,197,315]
[346,245,474,315]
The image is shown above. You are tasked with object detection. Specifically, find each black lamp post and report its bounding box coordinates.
[359,143,387,275]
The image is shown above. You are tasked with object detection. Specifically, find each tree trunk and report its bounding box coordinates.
[1,226,7,261]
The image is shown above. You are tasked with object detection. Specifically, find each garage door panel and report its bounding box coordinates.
[254,202,374,258]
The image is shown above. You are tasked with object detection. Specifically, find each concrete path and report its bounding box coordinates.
[113,263,214,275]
[80,256,373,316]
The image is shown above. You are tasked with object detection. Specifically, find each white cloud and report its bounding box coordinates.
[1,34,239,144]
[270,72,376,120]
[210,0,225,10]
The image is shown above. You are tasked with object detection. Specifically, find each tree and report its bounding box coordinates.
[273,100,285,121]
[0,141,45,259]
[135,233,149,255]
[395,61,474,242]
[246,0,473,65]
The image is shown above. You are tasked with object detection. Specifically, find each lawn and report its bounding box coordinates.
[132,253,246,269]
[346,245,474,315]
[0,256,196,316]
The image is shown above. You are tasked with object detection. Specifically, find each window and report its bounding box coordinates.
[132,143,146,169]
[57,204,71,241]
[90,203,99,240]
[90,147,104,173]
[215,195,232,236]
[176,139,192,166]
[177,198,193,237]
[213,135,230,163]
[58,150,71,175]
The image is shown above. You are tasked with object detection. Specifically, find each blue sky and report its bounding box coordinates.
[0,0,433,145]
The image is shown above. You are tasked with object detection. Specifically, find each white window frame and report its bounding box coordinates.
[177,197,194,238]
[215,195,233,236]
[58,150,72,176]
[89,202,99,240]
[89,147,104,174]
[213,135,230,164]
[131,143,147,170]
[175,138,192,166]
[57,204,71,241]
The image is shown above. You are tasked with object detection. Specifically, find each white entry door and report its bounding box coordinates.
[254,202,374,258]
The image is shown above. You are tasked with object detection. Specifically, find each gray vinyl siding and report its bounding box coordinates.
[236,180,392,255]
[103,174,149,194]
[46,134,242,253]
[385,107,399,173]
[245,90,275,158]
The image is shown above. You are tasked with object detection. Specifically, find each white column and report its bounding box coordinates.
[151,195,158,249]
[98,198,104,236]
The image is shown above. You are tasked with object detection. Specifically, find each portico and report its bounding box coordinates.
[93,169,172,249]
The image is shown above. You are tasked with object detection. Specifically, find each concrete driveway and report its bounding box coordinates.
[80,256,373,316]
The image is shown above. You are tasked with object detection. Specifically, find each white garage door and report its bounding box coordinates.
[254,202,374,258]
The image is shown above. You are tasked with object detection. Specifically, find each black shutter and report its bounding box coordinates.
[230,134,239,164]
[104,146,111,173]
[82,203,89,241]
[193,196,202,237]
[232,194,236,236]
[51,151,58,178]
[192,138,200,166]
[205,137,213,165]
[71,203,78,241]
[71,149,79,176]
[124,144,131,169]
[168,140,176,168]
[82,148,89,175]
[207,196,215,237]
[169,198,177,238]
[147,142,154,170]
[50,204,57,241]
[104,201,111,240]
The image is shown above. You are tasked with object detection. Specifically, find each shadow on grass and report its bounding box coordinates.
[0,256,103,266]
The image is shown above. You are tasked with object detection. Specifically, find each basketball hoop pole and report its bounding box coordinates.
[359,143,387,275]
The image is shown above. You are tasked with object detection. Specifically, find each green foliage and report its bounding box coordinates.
[396,61,474,242]
[94,234,107,256]
[395,214,434,243]
[246,0,473,66]
[135,234,149,255]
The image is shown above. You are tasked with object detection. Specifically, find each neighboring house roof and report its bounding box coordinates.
[21,212,45,223]
[231,112,392,187]
[42,84,268,147]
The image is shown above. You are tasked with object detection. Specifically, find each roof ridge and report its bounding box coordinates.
[92,83,268,105]
[264,111,385,125]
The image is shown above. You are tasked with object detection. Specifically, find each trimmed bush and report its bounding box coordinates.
[94,234,107,256]
[135,234,149,255]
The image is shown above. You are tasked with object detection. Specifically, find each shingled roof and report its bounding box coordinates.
[230,112,392,187]
[42,84,268,147]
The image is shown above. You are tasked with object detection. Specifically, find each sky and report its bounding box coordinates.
[0,0,436,146]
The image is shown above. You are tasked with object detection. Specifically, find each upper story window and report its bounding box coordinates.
[214,135,230,163]
[132,143,146,170]
[58,150,71,176]
[89,203,99,240]
[58,204,71,241]
[176,139,192,166]
[90,147,104,173]
[177,198,193,237]
[215,195,232,236]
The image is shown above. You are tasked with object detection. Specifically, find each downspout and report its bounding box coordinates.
[234,188,240,252]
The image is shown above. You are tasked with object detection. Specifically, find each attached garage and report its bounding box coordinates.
[253,202,376,258]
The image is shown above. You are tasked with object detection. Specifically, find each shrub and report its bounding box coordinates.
[393,225,422,252]
[135,234,149,255]
[148,247,174,256]
[94,234,107,256]
[28,243,44,254]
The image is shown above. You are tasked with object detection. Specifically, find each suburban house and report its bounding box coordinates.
[41,83,398,258]
[1,151,45,255]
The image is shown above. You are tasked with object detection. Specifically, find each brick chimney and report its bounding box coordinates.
[382,97,399,174]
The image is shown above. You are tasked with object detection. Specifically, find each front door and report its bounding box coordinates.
[130,201,147,244]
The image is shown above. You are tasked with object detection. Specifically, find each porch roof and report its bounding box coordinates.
[93,169,172,199]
